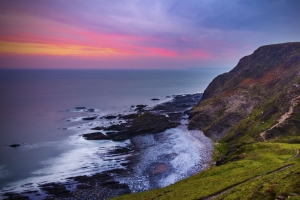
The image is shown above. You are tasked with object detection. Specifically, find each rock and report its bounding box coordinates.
[110,113,180,141]
[104,115,117,119]
[118,113,139,120]
[151,98,160,101]
[149,162,170,175]
[75,107,86,110]
[82,132,108,140]
[104,123,127,131]
[82,116,97,120]
[81,94,202,142]
[135,105,147,112]
[125,113,180,135]
[39,182,71,198]
[90,126,104,130]
[2,192,30,200]
[9,144,21,148]
[71,171,131,194]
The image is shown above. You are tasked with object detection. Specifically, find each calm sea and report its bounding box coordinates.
[0,69,227,197]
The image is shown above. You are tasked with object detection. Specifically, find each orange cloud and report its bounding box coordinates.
[0,41,134,57]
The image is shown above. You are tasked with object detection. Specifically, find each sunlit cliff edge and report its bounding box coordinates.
[112,42,300,200]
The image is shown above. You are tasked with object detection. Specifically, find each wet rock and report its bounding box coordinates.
[82,94,202,142]
[90,126,104,130]
[135,105,147,112]
[82,116,97,120]
[104,115,118,119]
[71,171,131,195]
[82,132,108,140]
[167,112,183,121]
[149,162,170,175]
[104,123,127,131]
[151,98,160,101]
[126,113,180,134]
[75,107,86,110]
[39,182,71,198]
[118,113,139,120]
[2,192,30,200]
[111,113,180,141]
[9,144,21,148]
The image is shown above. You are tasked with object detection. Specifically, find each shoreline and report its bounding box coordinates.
[1,93,213,200]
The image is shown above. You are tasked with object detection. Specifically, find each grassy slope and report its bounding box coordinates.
[112,142,300,200]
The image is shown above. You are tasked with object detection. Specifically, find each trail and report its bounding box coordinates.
[200,164,294,200]
[287,149,300,162]
[260,95,300,142]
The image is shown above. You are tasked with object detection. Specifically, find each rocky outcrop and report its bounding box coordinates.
[83,93,202,142]
[83,113,179,141]
[188,42,300,140]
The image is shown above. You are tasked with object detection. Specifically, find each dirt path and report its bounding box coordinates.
[260,95,300,142]
[200,164,294,200]
[287,149,300,162]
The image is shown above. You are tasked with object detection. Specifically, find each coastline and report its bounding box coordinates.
[1,93,213,200]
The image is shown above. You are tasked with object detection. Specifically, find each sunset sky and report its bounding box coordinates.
[0,0,299,69]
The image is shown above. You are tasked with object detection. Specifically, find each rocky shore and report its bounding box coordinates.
[2,93,205,200]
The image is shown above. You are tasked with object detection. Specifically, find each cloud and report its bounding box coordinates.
[0,0,299,69]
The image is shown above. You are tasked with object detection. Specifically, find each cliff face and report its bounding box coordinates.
[188,42,300,141]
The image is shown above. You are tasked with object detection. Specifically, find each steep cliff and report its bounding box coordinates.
[188,42,300,142]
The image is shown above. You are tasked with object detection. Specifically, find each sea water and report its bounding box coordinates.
[0,69,227,197]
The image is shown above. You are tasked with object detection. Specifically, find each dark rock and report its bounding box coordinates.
[71,171,131,194]
[111,113,180,141]
[167,112,183,121]
[9,144,21,148]
[151,98,160,101]
[90,126,104,130]
[86,108,95,112]
[82,132,107,140]
[135,105,147,112]
[148,162,170,175]
[104,123,127,131]
[104,115,118,119]
[2,192,30,200]
[81,94,202,142]
[39,182,71,198]
[82,116,97,120]
[75,107,86,110]
[118,113,139,120]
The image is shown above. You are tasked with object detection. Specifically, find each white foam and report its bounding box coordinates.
[118,123,212,192]
[1,135,132,195]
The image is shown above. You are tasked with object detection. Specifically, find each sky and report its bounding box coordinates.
[0,0,299,69]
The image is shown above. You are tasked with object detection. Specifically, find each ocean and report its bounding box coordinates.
[0,69,227,199]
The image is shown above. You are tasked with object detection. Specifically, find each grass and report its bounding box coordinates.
[111,142,300,200]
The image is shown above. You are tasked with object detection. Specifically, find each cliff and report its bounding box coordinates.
[188,42,300,142]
